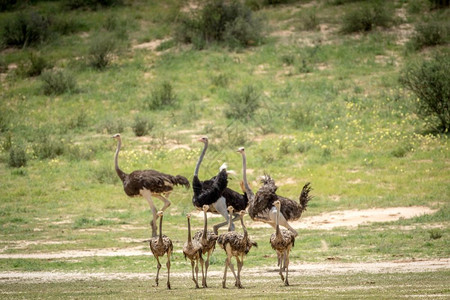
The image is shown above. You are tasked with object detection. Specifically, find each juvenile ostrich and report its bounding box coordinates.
[183,213,204,289]
[192,137,248,234]
[237,147,312,237]
[270,200,295,286]
[146,211,173,289]
[217,206,257,289]
[112,133,190,237]
[193,204,218,288]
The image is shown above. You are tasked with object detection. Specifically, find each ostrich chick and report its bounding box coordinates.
[183,213,204,289]
[147,211,173,289]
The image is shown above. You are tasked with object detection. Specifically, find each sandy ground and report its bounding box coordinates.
[0,206,446,283]
[0,259,449,283]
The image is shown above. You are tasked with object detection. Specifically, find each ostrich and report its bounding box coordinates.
[270,200,295,286]
[192,137,248,234]
[146,211,173,289]
[237,146,312,237]
[112,133,190,237]
[217,206,257,289]
[183,213,204,289]
[193,204,218,288]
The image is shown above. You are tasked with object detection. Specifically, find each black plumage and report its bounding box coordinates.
[192,137,248,233]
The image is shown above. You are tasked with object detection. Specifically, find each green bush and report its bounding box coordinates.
[224,85,261,122]
[132,115,154,137]
[341,3,392,33]
[409,21,449,50]
[8,145,27,168]
[176,0,263,49]
[290,104,315,129]
[400,53,450,133]
[64,0,123,10]
[40,69,77,95]
[17,52,51,77]
[145,81,178,110]
[2,11,50,47]
[32,136,64,160]
[88,34,116,69]
[0,0,17,12]
[96,117,125,134]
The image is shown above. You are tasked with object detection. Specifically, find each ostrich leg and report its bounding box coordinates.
[154,256,161,287]
[142,190,158,237]
[284,250,290,286]
[155,193,171,211]
[212,197,240,234]
[166,251,171,289]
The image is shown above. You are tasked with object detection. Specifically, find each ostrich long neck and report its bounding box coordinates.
[227,211,233,231]
[240,216,248,240]
[202,210,208,242]
[275,206,281,237]
[241,152,254,199]
[114,138,127,181]
[158,215,163,243]
[194,141,208,176]
[187,217,192,244]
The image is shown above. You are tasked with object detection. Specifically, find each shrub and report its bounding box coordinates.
[224,85,261,122]
[132,115,154,137]
[0,0,17,12]
[17,52,51,77]
[429,0,450,9]
[64,0,123,10]
[428,228,443,239]
[40,69,77,95]
[50,16,87,35]
[400,53,450,133]
[32,136,64,159]
[176,0,263,49]
[2,11,50,47]
[409,21,449,50]
[88,34,116,69]
[145,81,178,110]
[8,145,27,168]
[341,3,392,33]
[96,117,124,134]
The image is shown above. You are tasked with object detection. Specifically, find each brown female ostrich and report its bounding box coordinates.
[270,200,295,286]
[147,211,173,289]
[112,133,190,237]
[192,137,248,234]
[183,213,204,289]
[237,147,311,237]
[193,204,218,288]
[217,206,257,289]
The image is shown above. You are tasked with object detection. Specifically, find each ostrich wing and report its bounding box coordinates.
[249,184,278,219]
[125,170,182,195]
[192,168,228,207]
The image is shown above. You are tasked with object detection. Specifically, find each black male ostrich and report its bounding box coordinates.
[112,133,190,237]
[192,137,248,234]
[237,147,311,237]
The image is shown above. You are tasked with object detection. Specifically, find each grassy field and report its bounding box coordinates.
[0,0,449,298]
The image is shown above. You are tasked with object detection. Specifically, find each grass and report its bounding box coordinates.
[0,0,449,298]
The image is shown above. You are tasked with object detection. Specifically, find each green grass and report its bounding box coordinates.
[0,0,449,297]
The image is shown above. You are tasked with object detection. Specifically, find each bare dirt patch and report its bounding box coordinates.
[247,206,438,230]
[1,259,448,283]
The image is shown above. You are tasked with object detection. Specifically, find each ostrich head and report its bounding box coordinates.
[227,206,234,214]
[202,205,209,212]
[198,136,208,144]
[239,210,246,217]
[186,213,191,219]
[274,200,281,210]
[157,211,164,217]
[112,133,121,140]
[236,147,245,153]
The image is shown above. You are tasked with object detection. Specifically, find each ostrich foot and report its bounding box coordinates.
[284,280,289,286]
[167,282,171,289]
[222,281,226,288]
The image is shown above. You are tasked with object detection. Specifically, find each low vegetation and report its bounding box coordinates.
[0,0,449,298]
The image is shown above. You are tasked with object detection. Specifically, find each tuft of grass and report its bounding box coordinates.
[224,85,261,122]
[341,3,393,33]
[40,69,77,95]
[88,34,117,70]
[144,81,178,110]
[428,228,443,240]
[132,115,154,137]
[8,145,27,168]
[17,52,51,77]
